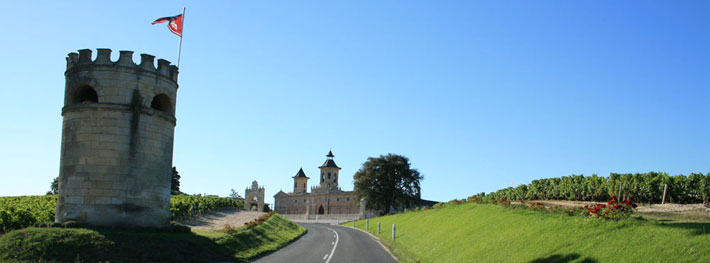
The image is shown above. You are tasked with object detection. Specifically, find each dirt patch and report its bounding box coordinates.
[180,209,266,231]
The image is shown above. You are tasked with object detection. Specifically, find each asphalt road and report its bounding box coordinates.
[254,223,397,263]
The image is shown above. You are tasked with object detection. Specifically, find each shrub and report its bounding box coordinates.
[63,221,78,228]
[583,196,637,220]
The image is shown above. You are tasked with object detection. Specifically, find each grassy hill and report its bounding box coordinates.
[349,203,710,263]
[0,213,305,262]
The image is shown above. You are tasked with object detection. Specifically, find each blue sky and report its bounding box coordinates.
[1,1,708,206]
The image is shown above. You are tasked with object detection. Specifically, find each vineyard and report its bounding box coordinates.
[478,172,710,204]
[170,194,242,220]
[0,195,242,233]
[0,195,56,232]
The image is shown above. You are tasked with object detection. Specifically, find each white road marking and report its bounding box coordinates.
[325,227,339,263]
[323,254,328,260]
[332,241,335,245]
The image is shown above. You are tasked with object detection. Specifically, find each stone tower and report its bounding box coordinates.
[292,168,309,193]
[245,181,265,212]
[55,48,179,227]
[319,150,341,189]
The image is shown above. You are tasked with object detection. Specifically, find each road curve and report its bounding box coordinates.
[254,223,396,263]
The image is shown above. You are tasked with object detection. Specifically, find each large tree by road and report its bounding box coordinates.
[353,154,422,215]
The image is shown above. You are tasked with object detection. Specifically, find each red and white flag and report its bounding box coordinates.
[152,14,183,37]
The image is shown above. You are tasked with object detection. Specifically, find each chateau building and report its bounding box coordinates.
[273,151,361,215]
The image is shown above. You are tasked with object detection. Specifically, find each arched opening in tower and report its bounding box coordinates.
[150,94,173,113]
[318,204,325,214]
[151,94,172,114]
[72,85,98,104]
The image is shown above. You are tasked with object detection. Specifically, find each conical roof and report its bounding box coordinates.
[326,150,334,158]
[320,159,341,169]
[293,168,309,178]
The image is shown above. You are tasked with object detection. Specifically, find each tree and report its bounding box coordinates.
[47,176,59,195]
[229,188,243,199]
[171,167,182,195]
[353,154,423,215]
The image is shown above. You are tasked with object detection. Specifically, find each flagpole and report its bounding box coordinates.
[177,7,185,69]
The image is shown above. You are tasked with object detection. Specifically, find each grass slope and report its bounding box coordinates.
[349,203,710,263]
[198,213,307,261]
[0,213,305,263]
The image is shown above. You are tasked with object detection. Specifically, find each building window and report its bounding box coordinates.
[337,198,339,202]
[303,183,306,187]
[294,200,297,203]
[328,174,331,179]
[347,197,350,201]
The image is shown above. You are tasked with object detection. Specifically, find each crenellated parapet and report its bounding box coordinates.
[311,185,342,194]
[66,48,178,83]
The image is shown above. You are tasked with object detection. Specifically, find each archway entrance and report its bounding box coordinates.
[318,205,325,214]
[247,196,259,211]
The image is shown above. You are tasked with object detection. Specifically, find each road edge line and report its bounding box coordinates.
[325,227,339,263]
[339,225,400,263]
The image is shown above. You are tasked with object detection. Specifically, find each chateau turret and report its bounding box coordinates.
[318,150,341,190]
[293,168,309,194]
[55,48,179,227]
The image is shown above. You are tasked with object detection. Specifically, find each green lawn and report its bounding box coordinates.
[348,203,710,263]
[0,213,305,263]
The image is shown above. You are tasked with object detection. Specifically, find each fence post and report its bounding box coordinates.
[662,184,668,204]
[392,224,396,240]
[366,219,369,231]
[337,218,339,225]
[378,222,381,234]
[353,219,355,227]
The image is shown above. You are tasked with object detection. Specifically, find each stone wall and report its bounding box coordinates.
[55,49,178,227]
[282,213,364,222]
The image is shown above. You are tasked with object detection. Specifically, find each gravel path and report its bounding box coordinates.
[180,209,266,231]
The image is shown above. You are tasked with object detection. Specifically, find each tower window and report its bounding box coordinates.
[328,174,331,179]
[303,183,306,187]
[71,85,98,104]
[151,94,172,113]
[294,182,297,188]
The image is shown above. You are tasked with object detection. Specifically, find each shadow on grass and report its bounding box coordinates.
[528,253,597,263]
[95,229,234,263]
[0,227,235,263]
[654,221,710,236]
